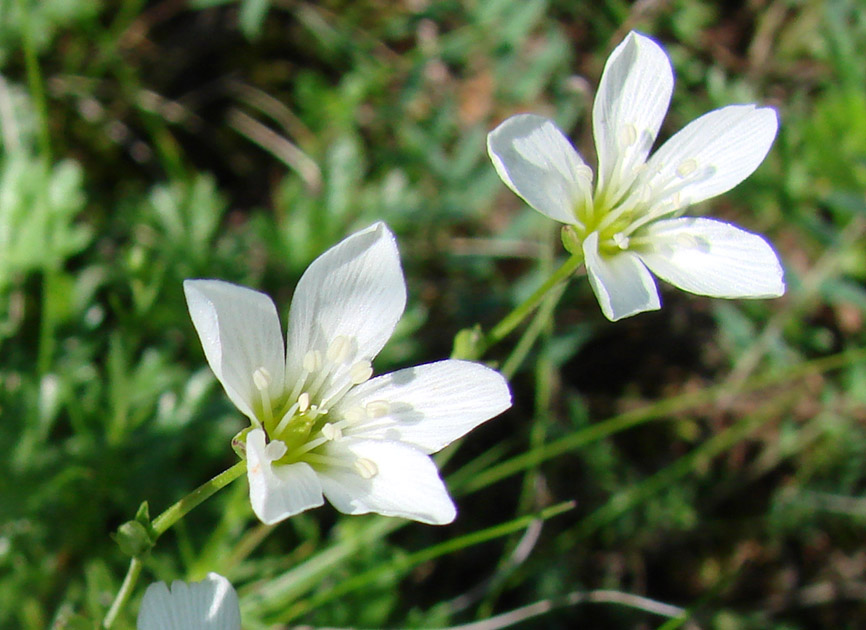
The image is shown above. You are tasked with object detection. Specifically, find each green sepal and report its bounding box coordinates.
[561,225,582,256]
[232,426,252,459]
[112,501,155,558]
[451,324,485,360]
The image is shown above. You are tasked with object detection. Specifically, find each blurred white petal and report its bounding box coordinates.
[285,222,406,383]
[246,428,324,525]
[638,217,785,298]
[583,231,660,321]
[340,360,511,453]
[184,280,285,421]
[319,439,456,525]
[487,114,591,224]
[594,31,673,194]
[137,573,240,630]
[644,105,778,211]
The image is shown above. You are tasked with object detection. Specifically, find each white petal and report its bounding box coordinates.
[338,360,511,454]
[594,31,673,195]
[487,114,592,224]
[637,217,785,298]
[318,439,456,525]
[644,105,778,211]
[137,573,241,630]
[285,223,406,382]
[184,280,286,421]
[246,428,324,525]
[583,231,660,321]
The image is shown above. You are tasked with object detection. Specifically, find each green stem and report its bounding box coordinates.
[484,252,583,351]
[102,558,142,629]
[152,461,247,536]
[101,461,247,628]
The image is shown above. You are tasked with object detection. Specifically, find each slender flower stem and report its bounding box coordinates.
[152,460,246,536]
[101,460,247,628]
[102,557,142,629]
[484,251,583,351]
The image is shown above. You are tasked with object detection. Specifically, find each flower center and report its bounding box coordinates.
[575,135,712,256]
[248,335,380,476]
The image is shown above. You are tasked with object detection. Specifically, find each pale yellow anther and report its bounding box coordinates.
[613,233,630,249]
[676,158,698,178]
[298,392,311,413]
[343,407,366,424]
[576,165,593,182]
[365,400,390,418]
[303,350,322,373]
[354,457,379,479]
[252,367,272,391]
[326,335,352,364]
[264,440,287,461]
[349,361,373,385]
[620,123,638,148]
[321,423,342,441]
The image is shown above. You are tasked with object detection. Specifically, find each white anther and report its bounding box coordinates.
[620,123,637,148]
[298,392,311,413]
[349,361,373,385]
[576,165,594,182]
[253,367,272,391]
[354,457,379,479]
[321,423,342,441]
[326,335,352,364]
[676,158,698,178]
[303,350,322,373]
[343,407,366,424]
[264,440,287,461]
[612,233,630,249]
[365,400,390,418]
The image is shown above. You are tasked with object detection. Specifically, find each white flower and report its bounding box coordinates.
[137,573,240,630]
[184,223,511,525]
[487,31,785,321]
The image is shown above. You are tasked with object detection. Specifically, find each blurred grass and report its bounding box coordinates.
[1,0,866,629]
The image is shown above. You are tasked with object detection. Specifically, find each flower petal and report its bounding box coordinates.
[285,223,406,383]
[246,428,324,525]
[137,573,241,630]
[583,231,660,321]
[184,280,286,421]
[338,360,511,454]
[594,31,673,196]
[487,114,592,224]
[637,217,785,298]
[644,105,778,212]
[318,439,456,525]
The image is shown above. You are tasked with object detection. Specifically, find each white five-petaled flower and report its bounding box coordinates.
[138,573,240,630]
[185,223,511,525]
[487,31,785,321]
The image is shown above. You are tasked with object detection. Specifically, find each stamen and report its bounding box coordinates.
[676,158,698,177]
[342,407,366,424]
[612,233,630,249]
[298,392,310,413]
[366,400,390,418]
[253,367,272,391]
[354,458,379,479]
[349,361,373,385]
[321,423,342,441]
[620,123,637,148]
[303,350,322,373]
[327,335,352,364]
[252,367,273,426]
[273,400,301,436]
[264,439,287,461]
